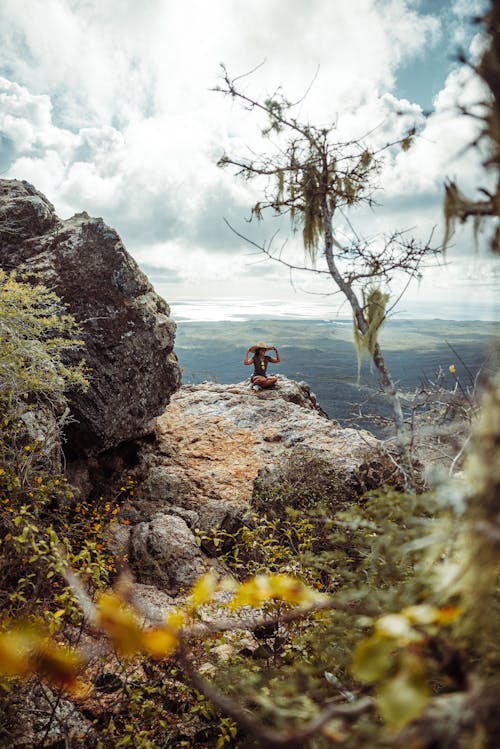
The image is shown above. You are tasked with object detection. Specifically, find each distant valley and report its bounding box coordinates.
[174,318,498,433]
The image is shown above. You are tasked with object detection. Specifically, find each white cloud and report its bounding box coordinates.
[373,36,491,220]
[0,0,497,315]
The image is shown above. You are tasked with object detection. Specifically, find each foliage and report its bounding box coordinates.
[0,271,89,614]
[253,448,356,517]
[1,378,499,747]
[189,449,464,743]
[0,269,87,497]
[443,179,490,251]
[0,272,134,744]
[0,268,87,417]
[2,7,500,744]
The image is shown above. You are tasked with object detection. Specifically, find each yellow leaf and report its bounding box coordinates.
[53,609,66,620]
[403,604,460,627]
[375,614,417,641]
[229,574,324,609]
[377,665,429,729]
[141,627,178,660]
[189,572,219,607]
[0,628,36,677]
[31,639,82,689]
[271,574,324,605]
[322,719,347,742]
[352,635,394,683]
[434,605,461,625]
[402,605,438,625]
[68,678,94,700]
[229,575,272,609]
[165,609,187,629]
[96,592,143,657]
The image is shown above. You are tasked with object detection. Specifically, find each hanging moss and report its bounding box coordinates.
[443,180,489,252]
[443,181,464,251]
[252,202,263,220]
[353,286,390,383]
[472,213,486,252]
[343,176,356,205]
[360,150,372,168]
[276,168,285,204]
[301,165,322,264]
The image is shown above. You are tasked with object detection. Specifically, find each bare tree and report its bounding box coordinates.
[443,1,500,252]
[215,65,438,471]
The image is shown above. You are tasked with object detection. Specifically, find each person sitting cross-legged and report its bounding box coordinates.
[244,342,280,388]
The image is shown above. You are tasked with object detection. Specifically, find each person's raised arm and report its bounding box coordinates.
[269,346,280,363]
[244,348,254,365]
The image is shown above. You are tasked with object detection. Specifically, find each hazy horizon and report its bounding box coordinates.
[167,297,500,324]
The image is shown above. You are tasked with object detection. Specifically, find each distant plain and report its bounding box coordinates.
[174,318,498,431]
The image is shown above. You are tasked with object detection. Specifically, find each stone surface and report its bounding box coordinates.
[128,512,205,595]
[130,583,177,623]
[7,683,94,748]
[19,406,63,473]
[130,376,381,541]
[0,180,58,262]
[0,179,181,456]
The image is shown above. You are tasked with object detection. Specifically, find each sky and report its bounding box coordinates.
[0,0,499,321]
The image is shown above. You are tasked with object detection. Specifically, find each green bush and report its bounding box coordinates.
[200,449,469,747]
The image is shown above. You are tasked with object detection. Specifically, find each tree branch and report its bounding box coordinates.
[178,648,374,747]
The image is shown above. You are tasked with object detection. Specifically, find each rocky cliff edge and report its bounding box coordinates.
[0,179,181,456]
[123,376,385,603]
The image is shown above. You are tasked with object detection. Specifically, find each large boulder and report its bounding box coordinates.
[122,376,393,586]
[0,180,58,260]
[0,179,181,456]
[130,376,384,532]
[128,512,205,595]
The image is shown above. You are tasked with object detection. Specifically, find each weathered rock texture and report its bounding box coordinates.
[5,683,95,748]
[126,376,382,589]
[0,179,181,456]
[136,376,379,513]
[129,512,205,595]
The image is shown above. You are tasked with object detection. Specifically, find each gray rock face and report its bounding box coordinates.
[129,512,204,595]
[127,377,383,557]
[7,683,95,748]
[19,406,63,473]
[121,376,392,591]
[0,179,181,456]
[0,180,58,262]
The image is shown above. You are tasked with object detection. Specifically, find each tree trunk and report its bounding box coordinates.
[321,201,410,473]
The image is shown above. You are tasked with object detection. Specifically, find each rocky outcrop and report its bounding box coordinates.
[125,376,383,589]
[0,180,58,259]
[134,376,379,515]
[0,179,181,456]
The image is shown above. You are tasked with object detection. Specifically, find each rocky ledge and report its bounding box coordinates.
[125,376,383,599]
